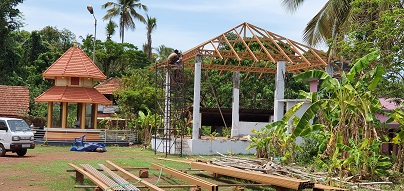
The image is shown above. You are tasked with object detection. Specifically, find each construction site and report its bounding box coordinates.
[151,22,332,156]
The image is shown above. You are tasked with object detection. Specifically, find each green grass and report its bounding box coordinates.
[6,145,402,191]
[4,145,226,191]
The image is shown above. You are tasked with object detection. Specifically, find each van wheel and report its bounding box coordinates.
[0,144,6,157]
[16,149,27,157]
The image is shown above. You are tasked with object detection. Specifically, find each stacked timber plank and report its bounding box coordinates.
[191,162,314,190]
[69,162,162,191]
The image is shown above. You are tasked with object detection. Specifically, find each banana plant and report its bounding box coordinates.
[293,50,383,159]
[248,102,305,162]
[387,108,404,172]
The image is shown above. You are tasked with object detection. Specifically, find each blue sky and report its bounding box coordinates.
[18,0,327,52]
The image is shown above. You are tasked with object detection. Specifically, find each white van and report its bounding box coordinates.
[0,117,35,157]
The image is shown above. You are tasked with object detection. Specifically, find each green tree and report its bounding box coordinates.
[19,26,75,117]
[102,0,148,43]
[94,39,151,77]
[105,19,118,40]
[337,0,404,98]
[114,69,159,118]
[144,15,157,61]
[0,0,24,84]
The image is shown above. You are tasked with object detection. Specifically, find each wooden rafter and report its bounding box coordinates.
[151,22,329,75]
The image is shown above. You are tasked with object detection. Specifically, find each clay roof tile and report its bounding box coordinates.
[42,46,106,80]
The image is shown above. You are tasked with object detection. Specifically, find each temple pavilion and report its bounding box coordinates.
[35,44,111,129]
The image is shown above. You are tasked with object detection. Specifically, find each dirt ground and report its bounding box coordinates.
[0,146,134,191]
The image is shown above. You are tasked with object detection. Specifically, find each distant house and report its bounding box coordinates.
[95,77,126,128]
[95,77,121,115]
[0,85,30,118]
[378,98,402,155]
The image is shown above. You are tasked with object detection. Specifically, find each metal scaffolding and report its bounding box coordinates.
[154,62,187,156]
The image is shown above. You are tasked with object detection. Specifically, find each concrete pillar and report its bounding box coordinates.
[273,61,286,122]
[231,71,240,138]
[192,56,202,139]
[80,103,86,129]
[326,64,334,77]
[164,70,171,135]
[47,102,53,128]
[61,102,68,128]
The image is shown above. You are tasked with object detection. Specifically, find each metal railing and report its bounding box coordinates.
[32,127,138,144]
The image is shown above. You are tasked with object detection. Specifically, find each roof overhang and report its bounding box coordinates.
[34,86,112,105]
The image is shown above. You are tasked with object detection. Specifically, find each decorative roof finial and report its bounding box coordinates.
[73,40,77,47]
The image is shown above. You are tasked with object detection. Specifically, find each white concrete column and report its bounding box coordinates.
[164,70,171,135]
[192,56,202,139]
[231,71,240,137]
[326,64,334,77]
[273,61,286,122]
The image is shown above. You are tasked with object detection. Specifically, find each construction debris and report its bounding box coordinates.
[207,154,393,191]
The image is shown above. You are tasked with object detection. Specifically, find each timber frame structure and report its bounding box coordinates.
[154,22,330,75]
[152,22,332,156]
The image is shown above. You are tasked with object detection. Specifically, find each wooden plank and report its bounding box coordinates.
[157,157,192,164]
[68,163,109,190]
[106,160,164,191]
[98,164,140,191]
[80,164,125,191]
[44,132,100,141]
[314,184,348,191]
[190,162,313,190]
[151,163,218,191]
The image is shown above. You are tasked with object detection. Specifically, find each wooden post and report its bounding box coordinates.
[75,171,84,183]
[80,103,86,129]
[61,102,68,128]
[139,170,149,178]
[91,104,98,129]
[47,102,53,128]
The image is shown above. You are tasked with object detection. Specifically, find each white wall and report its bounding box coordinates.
[237,122,269,136]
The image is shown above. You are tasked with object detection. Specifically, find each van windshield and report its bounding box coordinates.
[7,120,31,132]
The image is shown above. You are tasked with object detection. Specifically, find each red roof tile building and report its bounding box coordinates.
[95,77,122,95]
[0,85,30,117]
[35,45,111,129]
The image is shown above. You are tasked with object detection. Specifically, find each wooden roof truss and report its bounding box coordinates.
[156,22,328,76]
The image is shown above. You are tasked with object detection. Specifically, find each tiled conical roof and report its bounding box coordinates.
[42,46,106,80]
[34,86,112,105]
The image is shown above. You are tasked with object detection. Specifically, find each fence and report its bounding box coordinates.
[32,127,138,145]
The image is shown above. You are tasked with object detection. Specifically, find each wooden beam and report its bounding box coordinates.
[106,160,164,191]
[183,63,276,74]
[222,34,241,61]
[68,163,109,190]
[80,164,126,190]
[151,163,218,191]
[99,164,140,191]
[313,184,348,191]
[190,162,313,190]
[232,29,258,62]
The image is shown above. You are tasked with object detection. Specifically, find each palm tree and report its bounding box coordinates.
[154,45,174,63]
[281,0,351,48]
[106,19,118,40]
[102,0,148,43]
[145,15,157,60]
